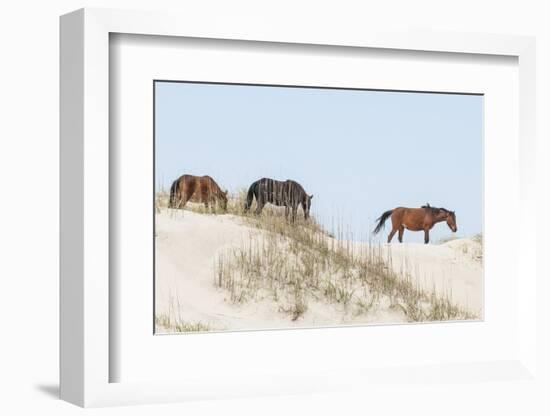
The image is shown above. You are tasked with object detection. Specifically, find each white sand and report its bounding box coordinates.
[372,238,483,314]
[155,209,482,332]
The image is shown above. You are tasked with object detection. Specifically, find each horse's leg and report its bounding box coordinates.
[387,227,397,243]
[172,188,182,209]
[424,229,430,244]
[255,198,264,216]
[204,190,211,213]
[291,204,298,223]
[398,226,405,243]
[180,180,192,210]
[285,205,289,219]
[387,211,401,243]
[179,194,190,210]
[210,196,216,214]
[301,201,308,220]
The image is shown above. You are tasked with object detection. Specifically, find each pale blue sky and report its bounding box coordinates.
[155,81,483,243]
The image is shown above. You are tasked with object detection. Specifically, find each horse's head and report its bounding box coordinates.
[303,194,314,219]
[220,190,228,212]
[446,210,457,232]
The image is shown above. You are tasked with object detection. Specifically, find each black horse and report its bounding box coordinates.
[244,177,313,222]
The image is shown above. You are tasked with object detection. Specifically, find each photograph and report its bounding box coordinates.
[153,80,483,333]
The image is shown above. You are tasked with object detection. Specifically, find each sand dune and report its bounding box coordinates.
[155,209,482,333]
[373,238,483,314]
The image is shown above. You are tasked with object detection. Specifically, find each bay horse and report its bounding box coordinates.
[169,174,228,212]
[373,203,457,244]
[244,177,313,222]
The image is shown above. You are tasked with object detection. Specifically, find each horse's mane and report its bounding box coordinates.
[421,203,452,214]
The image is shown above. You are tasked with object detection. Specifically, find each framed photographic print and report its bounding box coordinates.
[153,80,482,334]
[60,8,538,407]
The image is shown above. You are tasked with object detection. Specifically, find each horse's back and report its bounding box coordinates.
[177,174,198,186]
[178,174,217,189]
[258,177,282,187]
[256,177,284,192]
[286,179,306,194]
[254,177,306,197]
[393,206,423,214]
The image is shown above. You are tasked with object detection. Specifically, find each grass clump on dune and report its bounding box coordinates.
[155,295,216,333]
[155,314,212,333]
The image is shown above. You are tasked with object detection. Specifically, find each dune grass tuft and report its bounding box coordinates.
[155,314,213,333]
[155,295,216,333]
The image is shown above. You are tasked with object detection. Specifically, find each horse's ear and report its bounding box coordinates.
[309,194,314,199]
[224,190,228,196]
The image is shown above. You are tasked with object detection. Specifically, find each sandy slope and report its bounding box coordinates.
[373,238,483,314]
[155,209,482,332]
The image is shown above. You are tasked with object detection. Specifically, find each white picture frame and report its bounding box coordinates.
[60,7,537,407]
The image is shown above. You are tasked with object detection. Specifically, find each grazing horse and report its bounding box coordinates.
[373,203,457,244]
[169,174,228,212]
[244,177,313,222]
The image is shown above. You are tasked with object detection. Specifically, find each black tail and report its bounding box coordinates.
[373,210,393,234]
[244,181,257,212]
[169,180,178,208]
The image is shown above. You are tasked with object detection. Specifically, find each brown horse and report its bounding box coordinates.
[169,174,228,212]
[373,203,457,244]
